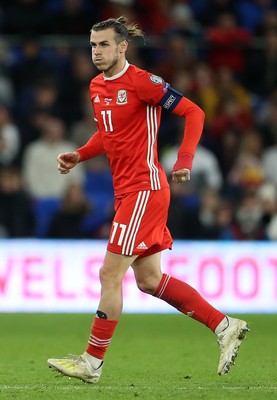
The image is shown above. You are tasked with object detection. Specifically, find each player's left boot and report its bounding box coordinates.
[47,353,103,383]
[216,316,250,375]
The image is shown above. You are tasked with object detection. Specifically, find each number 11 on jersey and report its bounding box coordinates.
[101,110,114,132]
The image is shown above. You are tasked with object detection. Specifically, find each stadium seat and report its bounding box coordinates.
[32,197,61,238]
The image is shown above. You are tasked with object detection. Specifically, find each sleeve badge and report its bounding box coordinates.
[149,75,164,85]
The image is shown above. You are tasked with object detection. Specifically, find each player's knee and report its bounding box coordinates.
[136,276,160,295]
[99,265,121,288]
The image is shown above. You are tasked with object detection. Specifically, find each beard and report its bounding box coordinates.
[94,54,119,73]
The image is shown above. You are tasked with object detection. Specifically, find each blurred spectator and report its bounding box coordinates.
[216,129,241,180]
[187,0,207,17]
[165,3,203,40]
[31,80,63,116]
[22,116,84,199]
[262,142,277,187]
[254,9,277,36]
[153,34,196,82]
[47,183,91,238]
[236,0,277,33]
[265,214,277,239]
[196,65,252,129]
[161,139,223,192]
[133,0,172,35]
[168,187,221,240]
[206,12,251,74]
[101,0,138,33]
[82,155,114,236]
[257,89,277,146]
[2,0,49,34]
[48,0,94,35]
[208,94,252,143]
[226,128,265,196]
[214,199,236,240]
[187,187,221,239]
[253,90,277,185]
[0,40,14,107]
[0,104,20,167]
[10,37,56,114]
[167,180,192,239]
[257,181,277,239]
[243,30,277,96]
[19,109,51,153]
[232,192,264,240]
[0,167,34,237]
[69,88,98,147]
[20,79,65,131]
[195,0,238,27]
[0,73,14,109]
[193,62,218,126]
[60,49,95,124]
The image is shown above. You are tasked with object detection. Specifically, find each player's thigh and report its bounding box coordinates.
[100,250,138,284]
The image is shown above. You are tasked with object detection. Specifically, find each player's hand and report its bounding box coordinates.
[172,168,190,184]
[57,152,80,174]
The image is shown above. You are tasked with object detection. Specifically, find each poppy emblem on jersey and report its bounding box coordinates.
[149,74,164,85]
[116,90,128,104]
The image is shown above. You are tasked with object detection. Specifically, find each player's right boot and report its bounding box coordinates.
[217,316,250,375]
[47,353,103,384]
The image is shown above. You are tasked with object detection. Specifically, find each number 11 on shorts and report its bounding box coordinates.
[110,222,127,245]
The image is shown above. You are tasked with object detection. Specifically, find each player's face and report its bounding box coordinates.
[90,28,127,77]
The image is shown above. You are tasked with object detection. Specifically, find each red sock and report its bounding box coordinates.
[153,274,225,331]
[86,317,118,359]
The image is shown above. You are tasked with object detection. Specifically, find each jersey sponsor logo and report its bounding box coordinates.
[104,97,113,105]
[116,89,128,104]
[149,74,164,85]
[163,94,177,109]
[94,94,100,103]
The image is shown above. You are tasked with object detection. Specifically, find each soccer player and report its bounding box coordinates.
[47,16,249,383]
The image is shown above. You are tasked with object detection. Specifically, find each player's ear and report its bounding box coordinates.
[119,40,128,53]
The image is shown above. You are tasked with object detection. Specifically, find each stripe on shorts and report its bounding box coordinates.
[121,190,151,255]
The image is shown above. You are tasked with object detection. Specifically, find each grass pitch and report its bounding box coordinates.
[0,313,276,400]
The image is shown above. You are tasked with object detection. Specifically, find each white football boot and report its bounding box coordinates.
[216,316,250,375]
[47,353,103,384]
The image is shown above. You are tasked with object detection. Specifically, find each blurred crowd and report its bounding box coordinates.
[1,0,277,241]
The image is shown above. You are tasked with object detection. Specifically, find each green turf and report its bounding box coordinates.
[0,313,276,399]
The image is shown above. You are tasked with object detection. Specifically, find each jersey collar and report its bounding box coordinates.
[103,61,130,81]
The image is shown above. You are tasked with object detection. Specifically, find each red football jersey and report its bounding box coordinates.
[89,62,169,196]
